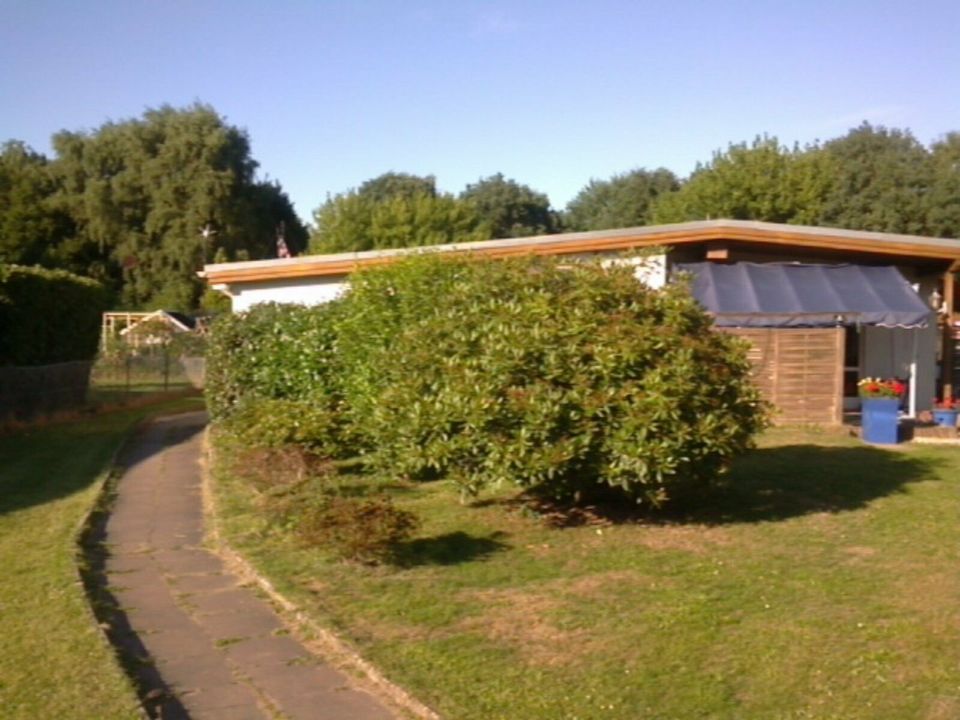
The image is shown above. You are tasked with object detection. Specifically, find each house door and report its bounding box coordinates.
[843,326,861,411]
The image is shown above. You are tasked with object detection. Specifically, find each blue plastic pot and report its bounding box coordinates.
[861,397,900,444]
[932,408,959,428]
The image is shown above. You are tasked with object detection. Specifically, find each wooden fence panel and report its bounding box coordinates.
[721,328,844,425]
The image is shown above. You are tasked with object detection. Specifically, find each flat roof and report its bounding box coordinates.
[201,219,960,285]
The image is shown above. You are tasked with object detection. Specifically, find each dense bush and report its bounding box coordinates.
[345,255,768,505]
[0,264,107,366]
[205,301,343,420]
[222,397,348,458]
[206,253,768,507]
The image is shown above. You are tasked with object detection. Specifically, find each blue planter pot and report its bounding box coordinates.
[861,397,900,444]
[932,409,959,428]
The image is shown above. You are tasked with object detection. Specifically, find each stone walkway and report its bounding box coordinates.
[98,412,398,720]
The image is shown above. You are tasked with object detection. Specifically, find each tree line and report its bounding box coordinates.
[578,125,959,238]
[0,103,306,311]
[3,107,958,312]
[310,124,960,253]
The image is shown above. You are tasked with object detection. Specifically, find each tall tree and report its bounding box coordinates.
[0,141,73,266]
[565,168,679,231]
[927,133,960,238]
[309,187,490,253]
[358,172,437,202]
[651,137,829,225]
[48,104,305,309]
[459,173,558,238]
[817,123,933,235]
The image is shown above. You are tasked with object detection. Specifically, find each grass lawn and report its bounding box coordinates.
[0,395,205,720]
[211,427,960,720]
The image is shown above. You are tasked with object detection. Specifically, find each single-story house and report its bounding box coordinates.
[200,219,960,425]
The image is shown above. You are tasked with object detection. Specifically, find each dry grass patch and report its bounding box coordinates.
[457,588,582,667]
[633,523,733,554]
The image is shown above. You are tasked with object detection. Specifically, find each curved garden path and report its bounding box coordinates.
[97,411,398,720]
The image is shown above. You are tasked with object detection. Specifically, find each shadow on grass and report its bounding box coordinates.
[392,530,509,567]
[0,407,205,518]
[486,444,938,528]
[658,443,938,525]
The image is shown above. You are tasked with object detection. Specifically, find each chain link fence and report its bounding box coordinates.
[90,351,205,392]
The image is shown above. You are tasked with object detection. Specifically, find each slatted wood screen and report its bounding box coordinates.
[720,328,844,425]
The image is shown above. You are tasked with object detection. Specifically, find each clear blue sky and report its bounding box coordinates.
[2,1,958,223]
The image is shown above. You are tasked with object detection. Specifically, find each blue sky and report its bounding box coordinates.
[2,1,958,223]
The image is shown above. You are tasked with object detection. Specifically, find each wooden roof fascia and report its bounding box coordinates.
[202,225,960,285]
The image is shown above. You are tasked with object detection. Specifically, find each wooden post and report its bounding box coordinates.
[943,271,956,401]
[834,327,845,425]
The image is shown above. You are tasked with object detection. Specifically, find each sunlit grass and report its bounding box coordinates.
[210,429,960,720]
[0,395,204,720]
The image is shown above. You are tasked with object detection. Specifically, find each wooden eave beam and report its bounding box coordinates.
[202,226,960,285]
[706,242,730,261]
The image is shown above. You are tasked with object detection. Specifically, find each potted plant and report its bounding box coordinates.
[858,377,905,444]
[932,397,959,428]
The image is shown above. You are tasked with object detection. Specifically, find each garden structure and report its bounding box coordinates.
[201,219,960,425]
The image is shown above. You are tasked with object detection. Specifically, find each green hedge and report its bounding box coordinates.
[0,265,108,366]
[207,254,769,506]
[205,301,351,455]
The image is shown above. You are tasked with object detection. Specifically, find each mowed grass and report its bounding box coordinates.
[0,396,204,720]
[211,427,960,720]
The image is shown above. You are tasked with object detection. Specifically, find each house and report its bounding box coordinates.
[200,219,960,425]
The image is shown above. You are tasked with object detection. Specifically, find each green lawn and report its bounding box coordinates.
[0,396,204,720]
[211,427,960,720]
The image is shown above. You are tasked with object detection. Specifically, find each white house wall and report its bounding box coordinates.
[601,253,667,289]
[219,253,668,311]
[222,276,348,312]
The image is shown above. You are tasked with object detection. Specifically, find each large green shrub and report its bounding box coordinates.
[0,264,107,366]
[345,254,768,505]
[205,253,768,507]
[204,301,343,419]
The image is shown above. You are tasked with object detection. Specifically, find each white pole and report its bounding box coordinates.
[908,329,919,419]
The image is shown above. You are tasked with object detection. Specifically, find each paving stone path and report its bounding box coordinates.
[100,411,398,720]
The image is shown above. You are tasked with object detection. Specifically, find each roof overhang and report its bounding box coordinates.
[200,219,960,286]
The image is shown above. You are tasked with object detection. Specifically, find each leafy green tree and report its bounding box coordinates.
[927,132,960,238]
[651,137,829,225]
[459,173,558,237]
[309,185,490,253]
[0,142,73,266]
[565,168,679,231]
[47,103,305,310]
[234,180,308,258]
[358,172,437,202]
[817,123,933,235]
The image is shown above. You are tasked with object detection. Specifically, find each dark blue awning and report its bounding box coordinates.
[676,262,931,329]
